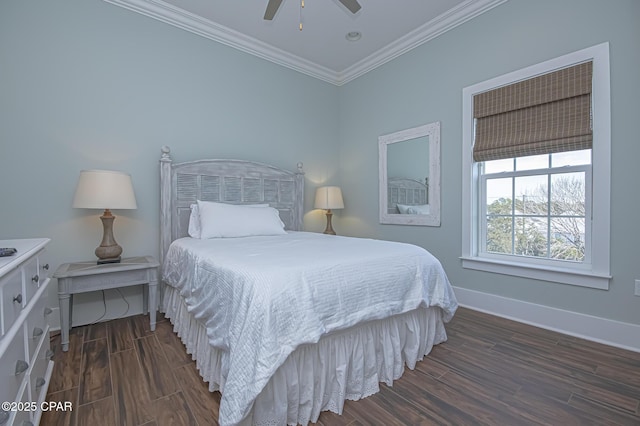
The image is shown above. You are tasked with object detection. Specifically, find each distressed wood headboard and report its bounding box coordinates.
[387,177,428,214]
[159,146,305,265]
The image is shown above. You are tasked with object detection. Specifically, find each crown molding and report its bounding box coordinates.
[336,0,509,85]
[103,0,507,86]
[102,0,338,84]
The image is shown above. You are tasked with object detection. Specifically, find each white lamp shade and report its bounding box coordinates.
[314,186,344,210]
[72,170,137,209]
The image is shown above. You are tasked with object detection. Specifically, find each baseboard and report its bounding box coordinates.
[452,286,640,353]
[47,305,145,332]
[48,287,640,353]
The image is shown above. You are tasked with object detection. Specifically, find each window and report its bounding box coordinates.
[482,151,591,262]
[461,43,611,289]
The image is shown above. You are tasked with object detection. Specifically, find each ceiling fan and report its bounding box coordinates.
[263,0,362,20]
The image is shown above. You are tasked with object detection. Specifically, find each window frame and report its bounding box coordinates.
[461,43,611,290]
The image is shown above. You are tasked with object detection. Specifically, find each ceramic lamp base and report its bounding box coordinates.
[323,210,336,235]
[95,209,123,264]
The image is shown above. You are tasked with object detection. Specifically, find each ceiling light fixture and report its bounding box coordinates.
[346,31,362,41]
[299,0,304,31]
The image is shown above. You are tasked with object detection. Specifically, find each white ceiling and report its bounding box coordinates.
[104,0,507,85]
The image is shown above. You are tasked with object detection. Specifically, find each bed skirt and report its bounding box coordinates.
[162,285,448,425]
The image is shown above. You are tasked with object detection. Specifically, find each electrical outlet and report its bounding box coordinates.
[636,279,640,296]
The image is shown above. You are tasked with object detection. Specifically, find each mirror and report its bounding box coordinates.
[379,121,440,226]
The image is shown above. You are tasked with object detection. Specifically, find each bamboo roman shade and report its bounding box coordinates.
[473,61,593,162]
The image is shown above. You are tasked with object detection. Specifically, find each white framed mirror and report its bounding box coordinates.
[378,121,441,226]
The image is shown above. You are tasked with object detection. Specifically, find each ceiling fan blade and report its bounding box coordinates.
[264,0,284,20]
[338,0,361,14]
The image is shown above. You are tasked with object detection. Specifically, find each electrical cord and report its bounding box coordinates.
[114,288,130,318]
[87,290,108,325]
[86,288,131,325]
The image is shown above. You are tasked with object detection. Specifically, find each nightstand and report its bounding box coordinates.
[53,256,159,352]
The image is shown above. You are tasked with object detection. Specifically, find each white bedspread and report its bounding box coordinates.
[162,231,458,425]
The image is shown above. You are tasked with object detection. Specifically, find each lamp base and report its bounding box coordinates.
[97,256,121,265]
[95,209,124,264]
[323,210,336,235]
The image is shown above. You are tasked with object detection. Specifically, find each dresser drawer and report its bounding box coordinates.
[24,282,51,364]
[0,380,32,426]
[29,324,52,407]
[0,267,26,337]
[21,255,40,308]
[0,325,28,411]
[11,380,32,426]
[37,254,51,284]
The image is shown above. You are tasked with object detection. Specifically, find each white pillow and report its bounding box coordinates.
[397,204,430,214]
[188,202,269,238]
[396,204,412,214]
[188,204,201,238]
[197,200,286,238]
[407,204,430,215]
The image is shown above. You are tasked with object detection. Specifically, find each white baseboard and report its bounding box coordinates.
[453,286,640,353]
[48,287,639,353]
[47,305,145,333]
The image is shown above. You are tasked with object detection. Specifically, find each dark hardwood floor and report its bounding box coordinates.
[42,307,640,425]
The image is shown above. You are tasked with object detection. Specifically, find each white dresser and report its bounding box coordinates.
[0,239,54,426]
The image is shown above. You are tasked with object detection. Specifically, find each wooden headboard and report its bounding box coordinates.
[159,146,305,265]
[387,177,428,214]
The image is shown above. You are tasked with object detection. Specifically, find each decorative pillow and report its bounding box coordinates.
[197,200,286,238]
[407,204,430,215]
[188,202,269,238]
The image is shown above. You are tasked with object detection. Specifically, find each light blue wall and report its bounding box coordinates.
[337,0,640,325]
[0,0,339,324]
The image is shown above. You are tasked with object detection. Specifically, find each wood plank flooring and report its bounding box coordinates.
[43,308,640,425]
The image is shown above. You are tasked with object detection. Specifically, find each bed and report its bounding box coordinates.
[158,147,458,426]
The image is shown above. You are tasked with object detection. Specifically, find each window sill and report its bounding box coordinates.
[460,256,611,290]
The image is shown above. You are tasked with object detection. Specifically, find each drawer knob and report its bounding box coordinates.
[46,349,55,360]
[32,274,39,283]
[36,377,46,389]
[0,411,9,425]
[33,327,44,339]
[13,294,22,304]
[44,307,53,316]
[42,263,50,270]
[15,360,29,376]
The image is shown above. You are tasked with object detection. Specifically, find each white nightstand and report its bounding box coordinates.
[53,256,159,352]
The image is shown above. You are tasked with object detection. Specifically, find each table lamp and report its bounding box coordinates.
[314,186,344,235]
[72,170,137,264]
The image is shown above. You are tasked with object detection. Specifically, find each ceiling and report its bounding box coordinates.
[104,0,507,85]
